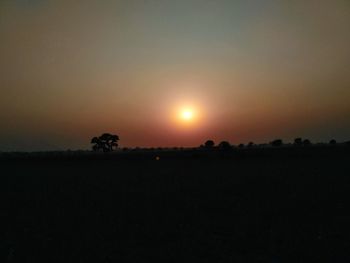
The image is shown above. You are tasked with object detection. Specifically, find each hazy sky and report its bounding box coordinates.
[1,0,349,151]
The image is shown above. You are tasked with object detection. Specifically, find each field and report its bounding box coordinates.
[1,146,350,262]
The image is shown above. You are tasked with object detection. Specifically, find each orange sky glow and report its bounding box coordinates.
[0,0,349,151]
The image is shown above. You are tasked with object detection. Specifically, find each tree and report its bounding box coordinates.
[247,142,255,148]
[204,140,215,149]
[238,143,245,148]
[91,137,102,151]
[270,139,283,147]
[218,141,231,151]
[91,133,119,152]
[303,139,311,146]
[329,139,337,145]
[294,138,303,146]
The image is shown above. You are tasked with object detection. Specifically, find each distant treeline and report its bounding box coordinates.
[89,133,349,153]
[0,136,349,156]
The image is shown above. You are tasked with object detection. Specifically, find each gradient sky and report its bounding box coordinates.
[1,0,349,151]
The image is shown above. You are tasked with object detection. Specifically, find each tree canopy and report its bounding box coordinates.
[91,133,119,152]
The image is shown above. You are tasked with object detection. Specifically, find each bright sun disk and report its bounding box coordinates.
[172,104,202,128]
[181,110,193,120]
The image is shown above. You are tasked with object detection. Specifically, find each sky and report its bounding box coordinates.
[0,0,349,151]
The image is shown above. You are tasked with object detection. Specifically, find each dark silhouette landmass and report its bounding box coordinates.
[0,139,350,262]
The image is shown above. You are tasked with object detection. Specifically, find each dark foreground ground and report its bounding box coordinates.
[1,146,350,262]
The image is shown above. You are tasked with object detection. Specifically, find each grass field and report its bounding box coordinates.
[1,146,350,262]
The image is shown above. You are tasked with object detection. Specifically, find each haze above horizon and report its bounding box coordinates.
[0,0,349,151]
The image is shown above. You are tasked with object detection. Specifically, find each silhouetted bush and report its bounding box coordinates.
[270,139,283,147]
[204,140,215,149]
[294,138,303,146]
[238,143,245,149]
[329,139,337,145]
[218,141,232,151]
[247,142,254,148]
[303,139,311,146]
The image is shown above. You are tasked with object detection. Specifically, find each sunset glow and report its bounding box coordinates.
[0,1,349,150]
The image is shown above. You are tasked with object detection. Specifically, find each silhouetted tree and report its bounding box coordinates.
[270,139,283,147]
[218,141,231,151]
[91,133,119,152]
[303,139,311,146]
[329,139,337,145]
[238,143,245,148]
[248,142,254,148]
[204,140,215,149]
[294,138,303,146]
[91,137,102,151]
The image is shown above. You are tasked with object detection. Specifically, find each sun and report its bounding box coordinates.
[178,108,196,123]
[181,110,194,121]
[170,103,203,129]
